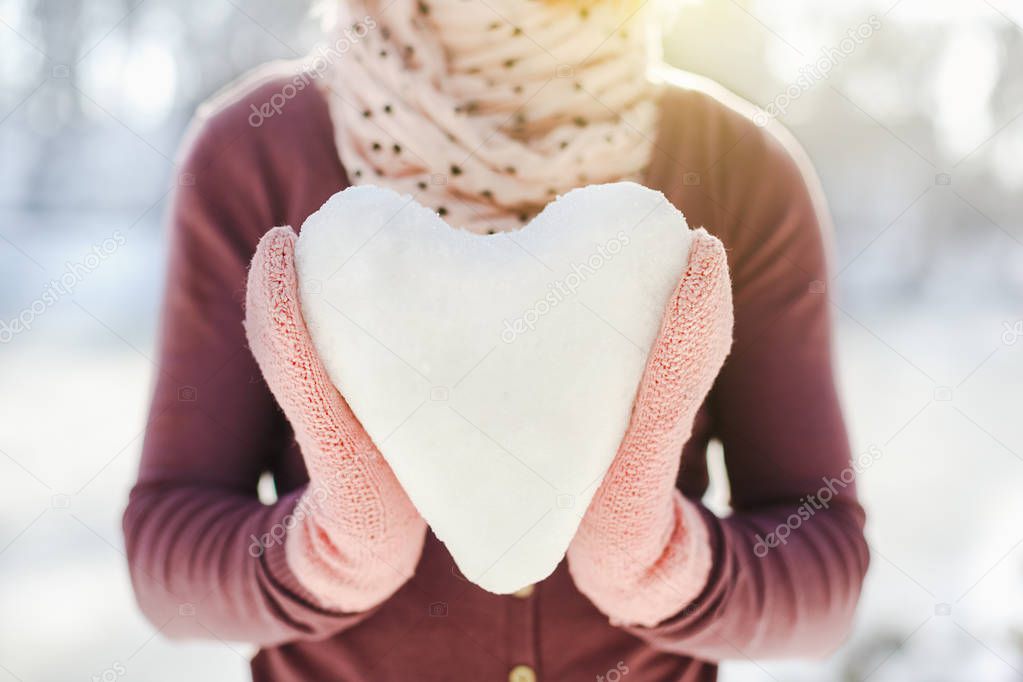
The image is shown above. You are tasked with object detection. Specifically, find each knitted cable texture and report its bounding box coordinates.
[325,0,660,233]
[567,229,734,627]
[244,226,426,612]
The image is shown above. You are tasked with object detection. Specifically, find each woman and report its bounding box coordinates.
[123,1,869,680]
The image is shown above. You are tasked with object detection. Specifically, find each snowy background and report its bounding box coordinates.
[1,0,1022,680]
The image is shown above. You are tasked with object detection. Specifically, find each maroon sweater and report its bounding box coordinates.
[123,64,869,682]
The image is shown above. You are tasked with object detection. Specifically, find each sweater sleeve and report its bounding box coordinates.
[122,104,374,645]
[626,111,870,658]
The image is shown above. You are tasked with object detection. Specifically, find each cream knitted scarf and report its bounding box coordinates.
[323,0,662,233]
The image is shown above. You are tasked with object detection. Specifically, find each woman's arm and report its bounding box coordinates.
[622,108,870,657]
[122,110,374,645]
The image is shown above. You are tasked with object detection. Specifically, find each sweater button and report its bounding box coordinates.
[511,584,534,599]
[508,664,536,682]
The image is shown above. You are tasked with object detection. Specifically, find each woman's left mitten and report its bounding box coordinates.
[567,230,733,627]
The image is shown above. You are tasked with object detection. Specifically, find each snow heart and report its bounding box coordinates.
[295,182,693,593]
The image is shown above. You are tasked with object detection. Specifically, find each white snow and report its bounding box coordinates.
[295,182,693,593]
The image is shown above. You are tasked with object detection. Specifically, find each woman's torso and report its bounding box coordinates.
[191,59,813,682]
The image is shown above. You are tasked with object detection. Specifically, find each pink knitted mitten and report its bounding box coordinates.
[244,226,427,612]
[567,230,734,627]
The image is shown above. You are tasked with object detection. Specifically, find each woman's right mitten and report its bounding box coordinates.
[244,226,426,612]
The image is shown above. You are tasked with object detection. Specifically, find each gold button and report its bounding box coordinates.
[512,584,534,599]
[508,664,536,682]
